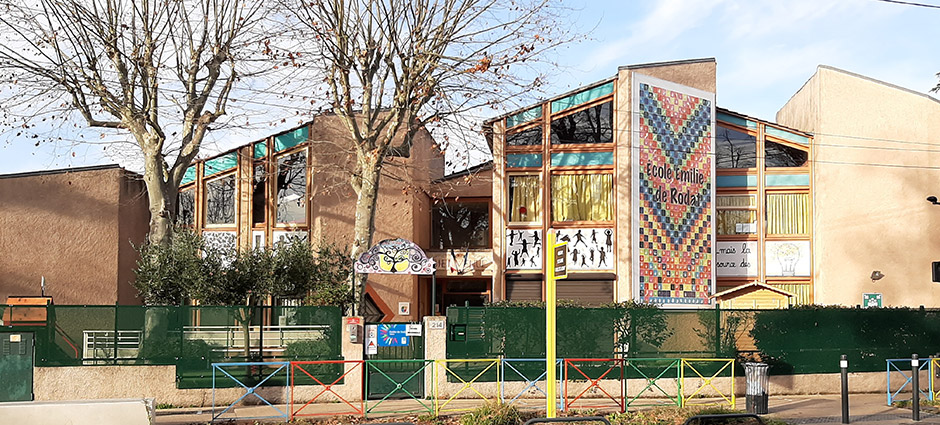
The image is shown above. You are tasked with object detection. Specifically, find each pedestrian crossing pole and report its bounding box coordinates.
[546,230,567,418]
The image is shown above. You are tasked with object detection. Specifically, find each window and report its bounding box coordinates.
[432,201,490,249]
[716,194,757,235]
[766,193,809,235]
[252,162,267,226]
[440,279,491,308]
[506,126,542,146]
[276,151,307,224]
[551,174,613,222]
[765,141,808,167]
[205,174,235,225]
[716,126,757,168]
[551,101,613,144]
[177,188,195,226]
[508,175,541,222]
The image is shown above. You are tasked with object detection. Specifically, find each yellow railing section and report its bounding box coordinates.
[434,359,501,415]
[931,358,940,401]
[680,358,736,408]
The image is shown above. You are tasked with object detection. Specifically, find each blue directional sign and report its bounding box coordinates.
[377,324,409,347]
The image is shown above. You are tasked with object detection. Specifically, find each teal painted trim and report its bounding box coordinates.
[181,166,196,185]
[716,175,758,188]
[203,152,238,176]
[506,106,542,128]
[766,126,810,146]
[766,174,810,187]
[507,153,542,168]
[550,151,614,167]
[274,126,309,152]
[253,141,267,159]
[551,81,614,114]
[717,111,757,129]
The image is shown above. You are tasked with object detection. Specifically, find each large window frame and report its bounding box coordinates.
[273,146,309,227]
[203,171,237,228]
[431,198,492,250]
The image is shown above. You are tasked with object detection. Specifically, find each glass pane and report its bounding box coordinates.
[506,126,542,146]
[276,151,307,224]
[551,174,613,221]
[177,189,195,226]
[205,175,235,225]
[509,175,541,222]
[252,163,266,226]
[550,101,613,144]
[767,193,809,235]
[716,194,756,208]
[765,141,808,167]
[432,202,490,249]
[716,210,757,235]
[446,279,490,293]
[715,126,756,168]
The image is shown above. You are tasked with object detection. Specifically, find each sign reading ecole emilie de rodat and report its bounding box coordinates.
[631,74,716,307]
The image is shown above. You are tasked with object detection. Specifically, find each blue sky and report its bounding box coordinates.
[1,0,938,174]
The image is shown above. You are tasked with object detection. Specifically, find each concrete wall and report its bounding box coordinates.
[777,66,940,307]
[0,166,148,305]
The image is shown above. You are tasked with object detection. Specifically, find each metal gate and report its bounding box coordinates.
[0,332,33,402]
[365,323,425,399]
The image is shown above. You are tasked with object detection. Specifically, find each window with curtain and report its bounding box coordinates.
[766,193,810,235]
[507,126,542,146]
[205,174,236,225]
[765,141,808,167]
[551,174,613,221]
[177,188,195,226]
[252,162,266,226]
[716,194,757,235]
[550,101,613,144]
[509,175,541,222]
[432,201,490,249]
[276,151,307,224]
[716,125,757,168]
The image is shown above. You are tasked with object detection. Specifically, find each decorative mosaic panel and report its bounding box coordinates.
[506,228,542,270]
[554,228,614,270]
[273,230,308,247]
[202,231,236,264]
[631,74,715,307]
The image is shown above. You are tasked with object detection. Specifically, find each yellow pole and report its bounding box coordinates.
[546,230,557,418]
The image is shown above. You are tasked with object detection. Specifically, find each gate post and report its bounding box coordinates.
[340,316,364,403]
[424,315,447,401]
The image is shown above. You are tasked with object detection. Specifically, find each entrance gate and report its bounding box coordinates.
[365,323,426,399]
[0,332,33,402]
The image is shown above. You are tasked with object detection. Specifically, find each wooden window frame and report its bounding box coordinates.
[203,171,238,229]
[549,96,615,151]
[273,146,310,229]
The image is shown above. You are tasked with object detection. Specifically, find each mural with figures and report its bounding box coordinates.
[554,228,614,270]
[505,228,542,270]
[631,74,716,307]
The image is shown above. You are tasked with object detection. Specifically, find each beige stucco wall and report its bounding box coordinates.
[614,59,718,302]
[777,66,940,307]
[0,166,148,305]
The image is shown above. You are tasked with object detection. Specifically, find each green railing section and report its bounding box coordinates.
[445,306,940,376]
[0,304,342,388]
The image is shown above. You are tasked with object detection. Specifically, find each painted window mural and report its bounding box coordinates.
[554,228,614,270]
[631,74,715,307]
[505,228,542,270]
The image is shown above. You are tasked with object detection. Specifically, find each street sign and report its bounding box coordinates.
[554,242,567,280]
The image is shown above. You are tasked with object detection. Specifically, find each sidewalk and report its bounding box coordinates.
[154,393,940,424]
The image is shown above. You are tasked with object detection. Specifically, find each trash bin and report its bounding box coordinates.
[744,362,769,415]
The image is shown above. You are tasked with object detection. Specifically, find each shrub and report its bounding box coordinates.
[460,401,523,425]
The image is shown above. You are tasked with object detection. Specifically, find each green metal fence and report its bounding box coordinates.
[0,304,342,388]
[446,306,940,376]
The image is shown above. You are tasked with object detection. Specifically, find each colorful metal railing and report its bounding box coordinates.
[623,358,682,408]
[211,361,290,422]
[434,358,501,415]
[500,358,565,410]
[365,359,435,417]
[290,360,364,419]
[680,358,735,408]
[886,358,932,405]
[563,358,625,413]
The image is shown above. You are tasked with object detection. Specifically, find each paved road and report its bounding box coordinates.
[154,393,940,424]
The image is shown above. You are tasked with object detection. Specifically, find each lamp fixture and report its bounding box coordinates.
[928,196,939,205]
[870,270,885,282]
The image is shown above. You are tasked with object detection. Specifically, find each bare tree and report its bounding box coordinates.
[0,0,272,245]
[286,0,576,312]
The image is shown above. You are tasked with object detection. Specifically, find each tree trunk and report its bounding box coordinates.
[349,157,383,316]
[142,153,176,246]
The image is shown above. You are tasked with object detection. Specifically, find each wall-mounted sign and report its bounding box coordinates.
[378,324,409,347]
[765,241,811,277]
[406,324,422,337]
[355,238,436,274]
[345,317,361,325]
[863,293,883,308]
[428,320,446,330]
[631,74,716,307]
[365,325,378,355]
[553,241,567,279]
[716,241,758,277]
[554,228,614,270]
[398,302,411,316]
